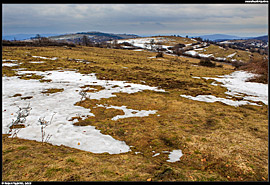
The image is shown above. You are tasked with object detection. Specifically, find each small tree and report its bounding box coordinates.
[173,43,185,56]
[112,40,118,48]
[35,34,41,39]
[82,35,91,46]
[34,34,42,44]
[149,39,155,51]
[155,44,164,58]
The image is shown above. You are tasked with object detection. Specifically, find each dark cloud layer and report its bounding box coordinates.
[2,4,268,37]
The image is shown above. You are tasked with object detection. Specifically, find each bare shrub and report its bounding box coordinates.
[216,64,223,68]
[8,104,32,137]
[240,57,268,84]
[156,52,164,58]
[232,61,245,69]
[38,113,56,143]
[173,49,185,56]
[79,90,87,102]
[199,58,216,67]
[149,39,155,50]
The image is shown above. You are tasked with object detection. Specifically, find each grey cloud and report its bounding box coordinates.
[2,4,268,37]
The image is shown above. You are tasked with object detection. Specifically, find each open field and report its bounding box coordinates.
[194,44,263,63]
[2,45,268,181]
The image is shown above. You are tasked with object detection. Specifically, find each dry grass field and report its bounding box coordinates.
[194,44,263,63]
[2,45,268,181]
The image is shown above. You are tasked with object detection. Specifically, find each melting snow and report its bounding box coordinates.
[152,153,160,157]
[215,57,227,61]
[2,63,19,67]
[184,50,213,58]
[227,52,237,58]
[166,150,183,162]
[29,61,45,64]
[180,95,258,107]
[116,37,173,50]
[2,70,165,154]
[32,56,58,60]
[2,59,18,62]
[181,71,268,106]
[96,104,157,121]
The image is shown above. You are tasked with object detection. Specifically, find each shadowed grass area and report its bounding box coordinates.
[2,45,268,181]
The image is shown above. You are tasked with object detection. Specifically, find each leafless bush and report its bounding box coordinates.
[156,52,164,58]
[79,90,87,102]
[8,104,32,138]
[240,57,268,84]
[232,61,245,69]
[199,58,216,67]
[38,112,56,143]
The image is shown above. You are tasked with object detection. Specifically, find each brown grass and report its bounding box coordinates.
[240,57,268,84]
[41,88,64,94]
[196,45,265,63]
[2,45,268,182]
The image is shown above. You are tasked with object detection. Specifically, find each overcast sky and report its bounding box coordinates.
[2,4,268,37]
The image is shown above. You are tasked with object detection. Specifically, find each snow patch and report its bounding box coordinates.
[29,61,45,64]
[227,52,237,58]
[2,70,165,154]
[181,71,268,106]
[152,153,160,157]
[2,63,19,67]
[116,37,174,50]
[96,104,157,121]
[180,95,258,107]
[32,56,58,60]
[166,150,183,162]
[2,59,18,62]
[184,50,213,58]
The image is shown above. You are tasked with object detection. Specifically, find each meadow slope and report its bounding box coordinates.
[2,45,268,181]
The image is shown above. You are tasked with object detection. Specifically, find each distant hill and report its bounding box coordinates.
[250,35,268,42]
[49,31,140,43]
[198,34,268,42]
[76,31,139,39]
[2,33,61,41]
[2,31,139,42]
[198,34,243,41]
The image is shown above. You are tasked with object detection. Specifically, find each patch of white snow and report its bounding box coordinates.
[2,63,19,67]
[181,71,268,106]
[2,70,165,154]
[166,150,183,162]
